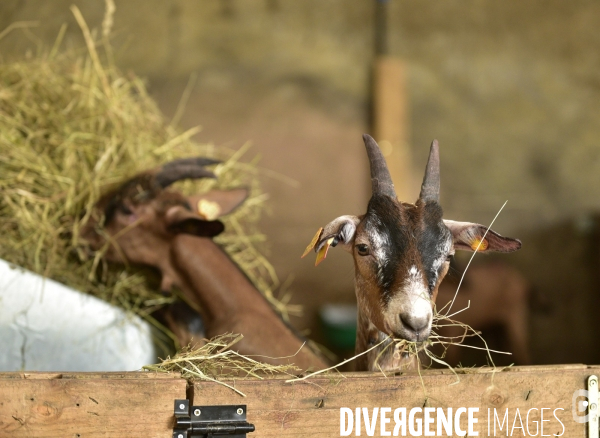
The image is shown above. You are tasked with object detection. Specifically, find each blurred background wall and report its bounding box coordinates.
[1,0,599,365]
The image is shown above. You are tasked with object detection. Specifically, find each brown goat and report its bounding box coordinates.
[305,135,522,372]
[434,261,531,366]
[82,158,327,372]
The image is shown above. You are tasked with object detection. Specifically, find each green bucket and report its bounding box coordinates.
[319,304,357,351]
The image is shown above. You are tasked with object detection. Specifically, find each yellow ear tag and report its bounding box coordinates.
[197,199,221,221]
[301,227,323,258]
[315,237,334,266]
[470,237,489,251]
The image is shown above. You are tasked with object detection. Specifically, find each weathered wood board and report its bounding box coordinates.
[0,372,186,437]
[1,366,598,437]
[192,365,599,437]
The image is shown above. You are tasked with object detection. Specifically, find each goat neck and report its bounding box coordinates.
[168,234,328,371]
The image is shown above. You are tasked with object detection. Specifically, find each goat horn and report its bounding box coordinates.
[155,157,220,188]
[419,139,440,203]
[363,134,396,198]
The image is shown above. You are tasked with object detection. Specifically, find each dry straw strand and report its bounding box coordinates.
[442,200,509,316]
[144,333,300,396]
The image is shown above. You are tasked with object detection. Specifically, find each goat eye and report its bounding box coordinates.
[356,244,370,256]
[119,204,133,215]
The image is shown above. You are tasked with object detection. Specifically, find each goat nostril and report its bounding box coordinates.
[400,313,430,334]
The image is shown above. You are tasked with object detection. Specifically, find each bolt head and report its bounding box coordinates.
[592,403,598,411]
[179,403,185,410]
[194,408,201,416]
[590,379,597,386]
[237,408,244,415]
[177,434,184,438]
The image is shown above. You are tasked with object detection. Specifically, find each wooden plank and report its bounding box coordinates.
[1,366,596,436]
[192,365,599,437]
[0,372,181,380]
[0,371,186,437]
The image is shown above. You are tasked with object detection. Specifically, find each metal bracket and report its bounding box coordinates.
[173,399,255,438]
[589,375,599,438]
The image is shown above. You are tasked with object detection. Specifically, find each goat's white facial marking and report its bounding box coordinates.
[397,265,432,331]
[426,232,453,291]
[404,265,425,292]
[432,238,453,272]
[365,215,392,288]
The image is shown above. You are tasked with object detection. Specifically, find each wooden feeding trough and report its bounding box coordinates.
[1,365,598,437]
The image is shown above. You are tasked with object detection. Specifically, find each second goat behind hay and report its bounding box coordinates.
[83,158,328,372]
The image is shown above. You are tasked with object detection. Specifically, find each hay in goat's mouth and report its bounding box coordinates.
[144,334,300,396]
[371,310,511,376]
[0,8,297,351]
[286,312,509,384]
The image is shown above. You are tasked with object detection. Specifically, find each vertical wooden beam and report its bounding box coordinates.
[373,57,415,201]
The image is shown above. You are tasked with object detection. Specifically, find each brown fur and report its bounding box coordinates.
[435,262,531,365]
[310,136,521,372]
[83,164,328,372]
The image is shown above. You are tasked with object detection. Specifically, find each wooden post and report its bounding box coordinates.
[373,57,415,201]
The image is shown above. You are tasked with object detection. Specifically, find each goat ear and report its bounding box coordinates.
[165,205,225,237]
[188,188,249,220]
[443,219,522,253]
[302,215,360,266]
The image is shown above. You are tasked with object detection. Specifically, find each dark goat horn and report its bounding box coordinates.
[155,157,220,188]
[419,140,440,203]
[363,134,396,198]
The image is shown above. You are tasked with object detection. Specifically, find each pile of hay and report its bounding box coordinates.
[0,13,291,345]
[144,333,299,396]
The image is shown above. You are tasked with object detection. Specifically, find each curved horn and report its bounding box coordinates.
[419,140,440,203]
[155,157,220,188]
[98,157,220,223]
[363,134,396,198]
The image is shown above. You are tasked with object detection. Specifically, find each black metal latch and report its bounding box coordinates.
[173,399,255,438]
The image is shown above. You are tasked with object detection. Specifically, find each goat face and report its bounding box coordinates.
[306,135,521,346]
[352,195,452,342]
[81,158,247,270]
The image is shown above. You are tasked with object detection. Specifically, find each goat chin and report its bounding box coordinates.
[366,338,420,372]
[368,348,418,372]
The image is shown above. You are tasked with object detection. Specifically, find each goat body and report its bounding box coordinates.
[305,135,522,372]
[83,159,327,372]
